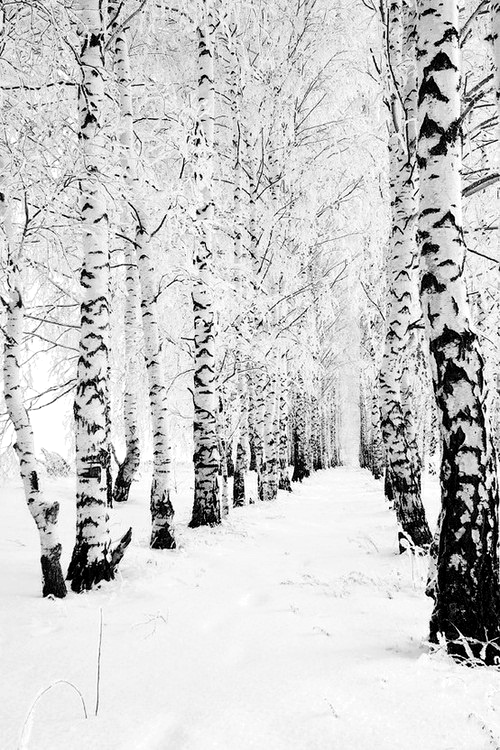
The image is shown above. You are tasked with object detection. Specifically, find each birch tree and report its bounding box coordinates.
[379,0,432,551]
[278,356,292,491]
[233,371,249,506]
[110,0,141,504]
[109,0,176,548]
[1,170,67,597]
[417,0,500,662]
[224,16,250,508]
[260,369,279,501]
[67,0,130,592]
[113,244,141,505]
[189,1,221,527]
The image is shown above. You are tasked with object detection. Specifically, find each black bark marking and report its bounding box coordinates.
[418,76,449,106]
[423,51,456,79]
[421,273,446,293]
[421,241,439,256]
[41,544,67,598]
[29,471,39,492]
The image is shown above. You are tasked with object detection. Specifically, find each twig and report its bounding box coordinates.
[105,0,148,51]
[360,280,385,321]
[463,173,500,198]
[18,680,88,749]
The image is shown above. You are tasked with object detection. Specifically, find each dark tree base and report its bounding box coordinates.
[258,474,264,503]
[261,474,278,502]
[114,475,133,504]
[292,462,309,483]
[429,607,500,666]
[67,547,114,593]
[279,474,292,492]
[150,486,176,547]
[189,484,221,527]
[189,512,220,528]
[151,525,176,549]
[67,528,132,593]
[41,545,67,598]
[233,469,245,507]
[113,445,140,504]
[398,530,430,555]
[386,466,432,552]
[397,510,432,553]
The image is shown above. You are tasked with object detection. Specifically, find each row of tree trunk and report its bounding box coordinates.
[3,0,500,666]
[2,0,344,598]
[371,0,500,663]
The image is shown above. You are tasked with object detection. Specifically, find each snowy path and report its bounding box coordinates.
[3,468,500,749]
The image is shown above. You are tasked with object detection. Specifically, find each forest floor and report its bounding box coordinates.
[3,467,500,749]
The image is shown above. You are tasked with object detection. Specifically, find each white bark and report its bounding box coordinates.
[224,16,249,507]
[68,0,126,591]
[190,1,221,527]
[109,0,175,546]
[261,371,279,502]
[110,0,141,506]
[379,0,431,549]
[417,0,500,662]
[278,358,292,491]
[136,223,176,548]
[113,239,141,504]
[233,370,249,506]
[292,382,310,482]
[253,369,267,501]
[2,273,66,597]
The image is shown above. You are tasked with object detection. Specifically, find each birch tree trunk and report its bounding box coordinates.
[359,380,370,469]
[417,0,500,662]
[226,17,249,509]
[109,1,175,547]
[218,391,230,517]
[311,395,322,470]
[292,386,310,482]
[278,359,292,492]
[368,380,382,478]
[233,371,249,506]
[110,1,141,505]
[254,370,267,501]
[68,0,131,592]
[136,223,176,548]
[247,374,258,499]
[261,373,279,502]
[189,1,221,527]
[2,275,67,598]
[113,244,141,505]
[379,0,432,551]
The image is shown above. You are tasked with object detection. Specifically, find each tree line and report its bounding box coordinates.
[1,0,500,665]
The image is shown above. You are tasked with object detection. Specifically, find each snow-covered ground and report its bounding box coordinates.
[3,467,500,749]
